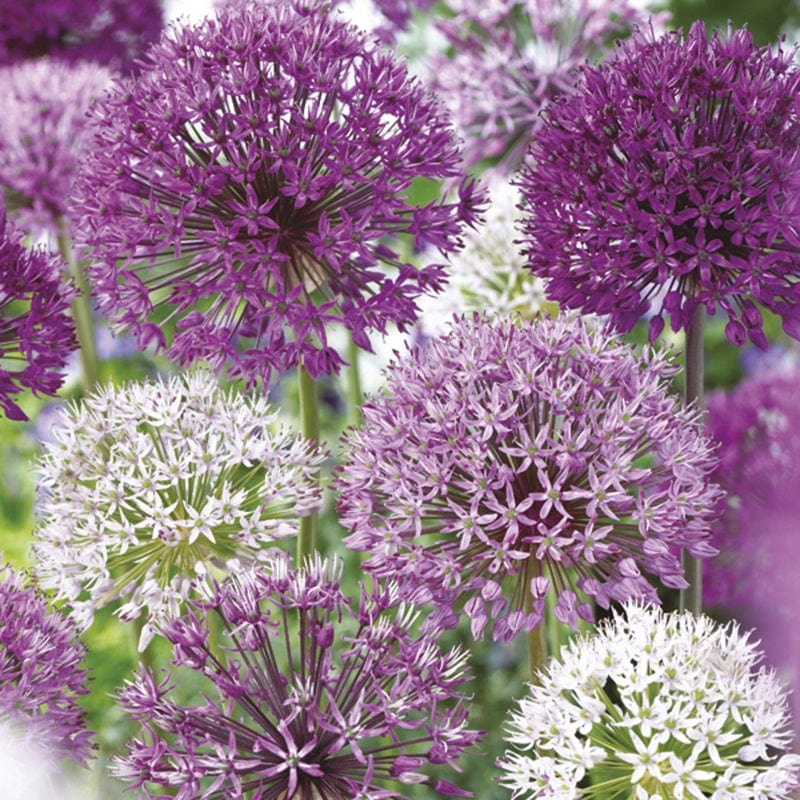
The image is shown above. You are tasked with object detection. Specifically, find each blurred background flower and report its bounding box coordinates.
[0,0,164,72]
[0,57,113,238]
[430,0,662,174]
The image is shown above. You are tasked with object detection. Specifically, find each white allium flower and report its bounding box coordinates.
[498,603,800,800]
[416,179,553,335]
[32,370,325,649]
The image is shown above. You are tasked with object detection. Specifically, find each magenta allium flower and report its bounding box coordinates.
[518,21,800,348]
[703,366,800,610]
[0,561,92,765]
[431,0,658,172]
[0,213,77,421]
[113,553,479,799]
[71,1,480,387]
[0,0,164,71]
[337,315,723,642]
[0,57,113,236]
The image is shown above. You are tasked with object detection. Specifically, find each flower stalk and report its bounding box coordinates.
[56,217,99,389]
[680,306,705,615]
[298,363,320,561]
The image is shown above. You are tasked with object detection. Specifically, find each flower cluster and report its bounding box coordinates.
[704,365,800,611]
[32,370,325,649]
[417,180,551,336]
[499,603,800,800]
[0,57,113,235]
[114,552,480,799]
[0,561,92,765]
[0,0,164,71]
[72,0,480,386]
[431,0,656,172]
[337,315,722,642]
[518,21,800,347]
[0,212,77,421]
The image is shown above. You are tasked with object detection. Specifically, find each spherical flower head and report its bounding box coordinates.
[704,366,800,612]
[113,552,481,799]
[417,179,553,336]
[32,370,326,649]
[0,57,113,236]
[0,0,164,72]
[336,314,723,643]
[499,602,800,800]
[431,0,660,173]
[0,561,93,766]
[0,212,77,421]
[519,21,800,348]
[71,0,481,387]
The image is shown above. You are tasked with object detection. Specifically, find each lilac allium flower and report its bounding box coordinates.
[518,21,800,348]
[0,561,92,765]
[336,315,722,642]
[431,0,658,173]
[0,0,164,72]
[113,552,480,799]
[0,57,113,236]
[32,370,325,650]
[0,212,77,421]
[703,366,800,611]
[71,0,481,387]
[498,603,800,800]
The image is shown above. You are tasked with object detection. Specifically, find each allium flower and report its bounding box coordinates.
[0,212,77,421]
[337,315,722,642]
[431,0,658,172]
[0,0,164,71]
[518,22,800,348]
[113,552,480,799]
[498,603,800,800]
[0,561,92,765]
[0,57,113,235]
[704,365,800,611]
[417,180,551,336]
[71,0,481,387]
[32,370,325,649]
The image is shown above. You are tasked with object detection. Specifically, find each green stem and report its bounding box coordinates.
[56,218,99,389]
[679,305,704,615]
[524,557,548,683]
[347,332,363,428]
[297,364,319,563]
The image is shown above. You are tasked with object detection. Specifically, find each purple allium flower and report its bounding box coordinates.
[498,603,800,800]
[71,0,481,387]
[336,315,723,642]
[0,561,92,765]
[113,552,480,799]
[0,0,164,72]
[431,0,659,173]
[32,370,325,649]
[0,212,77,421]
[518,21,800,348]
[0,57,113,236]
